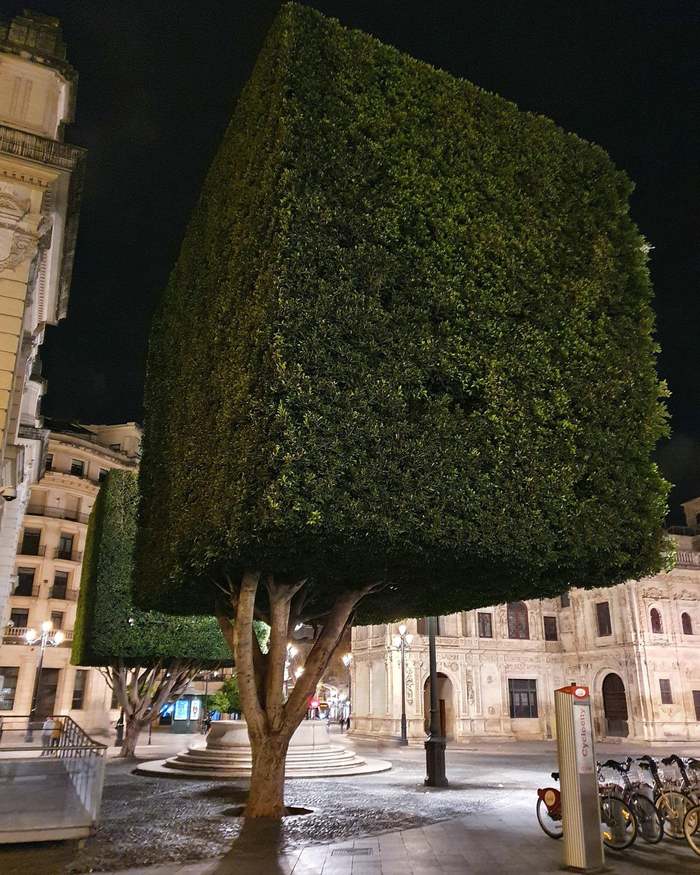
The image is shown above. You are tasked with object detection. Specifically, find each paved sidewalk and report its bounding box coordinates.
[112,791,698,875]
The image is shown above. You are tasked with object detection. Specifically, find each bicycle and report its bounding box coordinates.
[536,769,637,850]
[649,754,698,840]
[598,758,663,844]
[682,758,700,856]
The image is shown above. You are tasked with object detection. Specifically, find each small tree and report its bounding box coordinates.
[72,471,231,757]
[207,676,242,715]
[136,4,668,814]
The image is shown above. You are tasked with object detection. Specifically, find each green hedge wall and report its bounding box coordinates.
[72,470,231,667]
[136,3,668,622]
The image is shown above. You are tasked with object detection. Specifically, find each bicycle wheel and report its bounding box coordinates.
[655,790,693,840]
[684,805,700,856]
[600,793,637,850]
[536,797,563,839]
[629,793,664,844]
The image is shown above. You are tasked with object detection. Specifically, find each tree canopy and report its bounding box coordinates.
[136,2,668,625]
[72,470,231,668]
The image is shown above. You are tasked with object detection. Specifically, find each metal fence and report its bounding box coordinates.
[0,714,106,843]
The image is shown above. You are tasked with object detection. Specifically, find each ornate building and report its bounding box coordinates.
[0,421,140,733]
[351,516,700,744]
[0,11,85,621]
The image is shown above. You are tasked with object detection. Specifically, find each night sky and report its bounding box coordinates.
[5,1,697,518]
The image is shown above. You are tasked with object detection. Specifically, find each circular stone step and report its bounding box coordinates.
[135,720,391,780]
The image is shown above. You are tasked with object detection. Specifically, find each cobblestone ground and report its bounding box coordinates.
[0,740,540,874]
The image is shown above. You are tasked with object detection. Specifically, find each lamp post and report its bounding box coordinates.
[391,624,413,745]
[25,620,65,741]
[342,652,353,728]
[424,615,448,786]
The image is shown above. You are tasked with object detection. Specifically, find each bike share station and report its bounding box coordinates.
[554,684,605,872]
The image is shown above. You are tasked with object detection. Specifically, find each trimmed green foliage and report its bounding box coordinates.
[137,3,668,622]
[72,470,230,668]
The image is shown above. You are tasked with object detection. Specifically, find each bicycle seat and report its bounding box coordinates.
[551,771,560,781]
[602,759,625,772]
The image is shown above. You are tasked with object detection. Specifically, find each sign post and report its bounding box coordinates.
[554,684,604,872]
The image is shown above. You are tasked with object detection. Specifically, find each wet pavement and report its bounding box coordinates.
[1,732,697,874]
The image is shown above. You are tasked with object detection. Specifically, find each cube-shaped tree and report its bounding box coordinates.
[72,470,231,756]
[137,3,668,812]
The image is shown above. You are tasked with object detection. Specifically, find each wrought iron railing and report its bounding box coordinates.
[53,548,83,562]
[1,626,73,646]
[26,505,91,524]
[676,550,700,568]
[16,543,46,556]
[0,714,106,842]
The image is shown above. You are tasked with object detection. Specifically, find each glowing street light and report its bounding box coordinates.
[24,620,65,740]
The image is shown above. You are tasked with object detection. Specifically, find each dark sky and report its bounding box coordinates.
[6,1,698,518]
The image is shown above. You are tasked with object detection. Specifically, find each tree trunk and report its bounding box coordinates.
[217,570,377,818]
[120,715,143,758]
[246,735,290,818]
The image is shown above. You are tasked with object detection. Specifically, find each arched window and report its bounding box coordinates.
[650,608,663,634]
[682,612,693,635]
[507,602,529,639]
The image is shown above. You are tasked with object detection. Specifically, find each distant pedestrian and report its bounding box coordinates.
[41,716,54,756]
[50,717,63,754]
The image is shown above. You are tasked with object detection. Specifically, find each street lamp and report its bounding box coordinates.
[342,652,353,728]
[390,624,413,745]
[25,620,64,741]
[425,616,448,786]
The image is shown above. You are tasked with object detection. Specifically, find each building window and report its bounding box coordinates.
[72,670,88,709]
[20,528,42,555]
[694,691,700,722]
[15,567,35,597]
[0,667,19,710]
[682,612,693,635]
[44,453,53,471]
[478,612,493,638]
[596,602,612,637]
[9,608,28,629]
[50,611,64,630]
[650,608,663,634]
[560,592,570,608]
[109,443,121,452]
[51,571,69,599]
[543,616,558,641]
[507,602,529,639]
[70,459,85,477]
[659,679,673,705]
[508,679,538,718]
[57,533,74,560]
[98,468,108,483]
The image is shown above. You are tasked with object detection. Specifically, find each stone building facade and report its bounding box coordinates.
[0,11,85,621]
[351,520,700,745]
[0,421,140,733]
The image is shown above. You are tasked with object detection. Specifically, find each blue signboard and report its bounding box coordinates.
[173,699,189,721]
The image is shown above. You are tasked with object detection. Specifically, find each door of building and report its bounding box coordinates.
[693,691,700,722]
[602,673,629,737]
[35,668,60,719]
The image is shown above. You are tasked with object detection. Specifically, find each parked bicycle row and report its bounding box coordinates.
[536,753,700,856]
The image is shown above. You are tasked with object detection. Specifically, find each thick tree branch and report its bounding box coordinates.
[232,569,266,735]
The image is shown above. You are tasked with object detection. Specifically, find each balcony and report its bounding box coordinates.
[12,583,40,598]
[49,586,78,601]
[53,548,82,563]
[676,550,700,569]
[16,544,46,557]
[26,505,90,524]
[2,626,73,645]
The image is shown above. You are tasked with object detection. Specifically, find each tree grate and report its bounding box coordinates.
[331,847,374,856]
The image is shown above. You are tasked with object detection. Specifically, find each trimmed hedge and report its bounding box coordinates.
[72,470,231,667]
[136,3,668,622]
